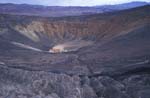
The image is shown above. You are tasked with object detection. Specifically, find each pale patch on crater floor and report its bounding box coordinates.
[10,40,93,54]
[11,41,42,52]
[49,40,93,53]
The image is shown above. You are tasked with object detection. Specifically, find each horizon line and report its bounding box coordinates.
[0,1,149,7]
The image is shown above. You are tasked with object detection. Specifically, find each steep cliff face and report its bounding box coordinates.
[14,15,149,44]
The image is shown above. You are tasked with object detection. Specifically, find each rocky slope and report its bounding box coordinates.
[0,5,150,98]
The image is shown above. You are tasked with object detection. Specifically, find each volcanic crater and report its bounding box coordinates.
[0,4,150,98]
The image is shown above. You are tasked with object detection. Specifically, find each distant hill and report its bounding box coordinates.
[95,1,149,10]
[0,1,149,17]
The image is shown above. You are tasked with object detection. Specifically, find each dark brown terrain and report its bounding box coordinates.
[0,4,150,98]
